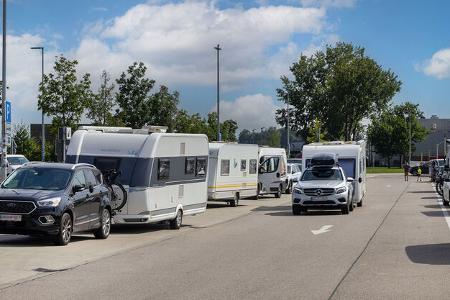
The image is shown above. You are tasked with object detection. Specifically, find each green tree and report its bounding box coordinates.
[368,102,427,166]
[174,110,207,134]
[205,112,238,142]
[115,62,155,128]
[148,85,179,132]
[238,127,281,147]
[12,124,40,160]
[87,70,116,125]
[277,42,402,142]
[38,56,93,129]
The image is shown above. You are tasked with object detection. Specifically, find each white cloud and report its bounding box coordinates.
[215,94,281,130]
[300,0,357,8]
[75,1,327,88]
[421,48,450,79]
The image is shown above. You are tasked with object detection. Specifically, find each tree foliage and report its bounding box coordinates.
[368,102,427,166]
[277,42,402,142]
[38,56,93,129]
[87,70,116,125]
[239,127,281,147]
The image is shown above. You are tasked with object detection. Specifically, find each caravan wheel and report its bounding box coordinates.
[357,198,363,207]
[170,209,183,230]
[230,193,239,207]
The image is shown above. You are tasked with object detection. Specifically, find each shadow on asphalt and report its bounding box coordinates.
[423,204,444,209]
[251,205,343,217]
[420,211,446,217]
[422,196,440,200]
[111,223,168,234]
[0,234,94,247]
[409,191,438,194]
[406,243,450,265]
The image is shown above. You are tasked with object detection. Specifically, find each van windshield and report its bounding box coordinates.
[301,168,343,181]
[2,168,72,190]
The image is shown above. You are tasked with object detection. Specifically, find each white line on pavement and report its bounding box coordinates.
[311,225,334,235]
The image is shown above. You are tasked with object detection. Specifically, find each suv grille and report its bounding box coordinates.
[304,188,335,196]
[0,201,36,214]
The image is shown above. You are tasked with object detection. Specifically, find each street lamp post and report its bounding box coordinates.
[286,94,290,158]
[1,0,7,180]
[214,44,221,142]
[30,46,45,161]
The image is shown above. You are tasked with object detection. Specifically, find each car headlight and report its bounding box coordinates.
[37,197,62,207]
[293,187,303,194]
[335,187,347,194]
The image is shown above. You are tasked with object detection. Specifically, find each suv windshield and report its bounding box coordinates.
[7,156,29,165]
[301,168,343,181]
[2,167,73,191]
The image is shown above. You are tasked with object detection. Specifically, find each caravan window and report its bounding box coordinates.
[249,159,257,174]
[240,160,247,171]
[221,159,230,176]
[185,157,196,175]
[158,159,170,180]
[196,158,207,177]
[339,158,356,178]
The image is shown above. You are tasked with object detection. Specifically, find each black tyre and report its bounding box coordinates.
[230,193,239,207]
[274,186,282,198]
[170,209,183,230]
[357,198,363,207]
[285,181,292,194]
[93,208,111,239]
[54,213,72,246]
[436,183,443,196]
[292,205,301,215]
[349,195,354,212]
[341,203,350,215]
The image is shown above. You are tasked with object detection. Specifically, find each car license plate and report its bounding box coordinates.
[311,196,327,201]
[0,214,22,222]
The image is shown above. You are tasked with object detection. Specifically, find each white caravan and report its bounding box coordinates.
[66,127,209,228]
[207,143,259,206]
[301,141,367,206]
[258,147,288,198]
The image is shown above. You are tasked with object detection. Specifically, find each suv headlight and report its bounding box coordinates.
[335,187,347,194]
[293,187,303,194]
[37,197,62,207]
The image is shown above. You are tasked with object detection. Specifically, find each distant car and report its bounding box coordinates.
[6,154,29,175]
[285,163,302,193]
[287,158,302,170]
[0,162,112,246]
[410,163,430,176]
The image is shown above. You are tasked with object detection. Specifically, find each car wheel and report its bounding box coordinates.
[274,187,282,198]
[444,193,450,207]
[54,213,72,246]
[341,203,350,215]
[292,205,301,215]
[94,208,111,239]
[230,193,239,207]
[170,209,183,230]
[349,194,354,212]
[285,181,292,194]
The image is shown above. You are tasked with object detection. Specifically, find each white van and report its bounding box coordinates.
[301,141,367,207]
[66,127,209,228]
[207,143,259,206]
[258,147,288,198]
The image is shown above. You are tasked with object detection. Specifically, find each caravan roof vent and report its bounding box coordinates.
[310,153,338,168]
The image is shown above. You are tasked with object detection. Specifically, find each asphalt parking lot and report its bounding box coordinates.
[1,174,450,299]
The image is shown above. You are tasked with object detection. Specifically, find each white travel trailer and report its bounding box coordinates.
[66,127,209,228]
[207,143,259,206]
[258,147,288,198]
[302,141,367,206]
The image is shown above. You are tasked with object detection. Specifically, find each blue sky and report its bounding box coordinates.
[5,0,450,130]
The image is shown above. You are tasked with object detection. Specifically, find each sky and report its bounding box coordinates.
[4,0,450,131]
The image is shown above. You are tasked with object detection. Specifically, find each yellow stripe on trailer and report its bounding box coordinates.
[208,183,258,189]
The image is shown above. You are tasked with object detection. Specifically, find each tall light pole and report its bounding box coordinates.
[286,94,290,158]
[408,114,412,163]
[30,46,45,161]
[1,0,7,179]
[214,44,221,141]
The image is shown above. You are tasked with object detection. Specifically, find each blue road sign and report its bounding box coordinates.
[5,100,11,124]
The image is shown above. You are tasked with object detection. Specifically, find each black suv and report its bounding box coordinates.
[0,163,112,245]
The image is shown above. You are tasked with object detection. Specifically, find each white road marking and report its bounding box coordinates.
[386,185,392,188]
[311,225,334,235]
[433,184,450,231]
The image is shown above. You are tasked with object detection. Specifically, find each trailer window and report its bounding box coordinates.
[196,158,207,177]
[158,159,170,180]
[185,157,196,175]
[221,159,230,176]
[249,159,257,174]
[240,160,247,171]
[339,158,356,178]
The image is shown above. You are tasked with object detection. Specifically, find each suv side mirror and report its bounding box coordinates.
[72,184,85,194]
[347,177,354,182]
